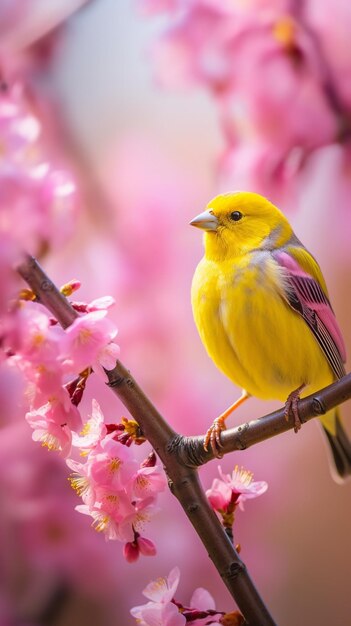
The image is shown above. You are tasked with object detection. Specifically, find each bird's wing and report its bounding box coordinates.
[273,248,346,380]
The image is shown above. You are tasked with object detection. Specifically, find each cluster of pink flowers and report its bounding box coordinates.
[5,291,119,456]
[3,285,167,559]
[131,566,244,626]
[140,0,351,205]
[206,465,268,533]
[0,1,88,320]
[0,0,171,569]
[67,399,166,557]
[129,468,268,624]
[0,81,79,316]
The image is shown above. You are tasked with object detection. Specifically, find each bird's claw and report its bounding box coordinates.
[204,417,227,458]
[284,384,305,433]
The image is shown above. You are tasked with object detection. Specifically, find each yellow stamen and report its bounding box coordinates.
[92,514,109,533]
[233,465,253,487]
[33,333,45,347]
[136,475,149,490]
[40,433,60,451]
[134,511,149,532]
[80,421,91,436]
[68,474,90,498]
[105,494,119,504]
[121,417,145,444]
[18,288,36,301]
[79,328,92,344]
[109,457,122,473]
[147,577,167,595]
[273,16,296,49]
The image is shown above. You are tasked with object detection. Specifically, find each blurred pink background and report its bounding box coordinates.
[1,2,351,625]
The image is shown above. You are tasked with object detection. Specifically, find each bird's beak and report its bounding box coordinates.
[189,209,219,232]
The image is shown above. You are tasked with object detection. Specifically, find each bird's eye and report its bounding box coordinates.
[230,211,243,222]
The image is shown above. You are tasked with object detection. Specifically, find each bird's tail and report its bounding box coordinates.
[323,409,351,482]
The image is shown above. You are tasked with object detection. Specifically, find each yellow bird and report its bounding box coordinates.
[190,191,350,480]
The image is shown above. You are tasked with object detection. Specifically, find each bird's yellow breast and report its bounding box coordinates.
[191,252,333,401]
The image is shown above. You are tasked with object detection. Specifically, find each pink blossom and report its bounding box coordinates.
[0,82,80,292]
[132,534,156,557]
[0,87,42,170]
[71,295,116,314]
[305,0,351,111]
[144,3,342,200]
[0,420,132,613]
[149,7,240,91]
[26,390,82,456]
[67,404,164,551]
[97,340,120,371]
[67,435,138,506]
[123,533,156,563]
[75,490,155,544]
[88,434,138,490]
[26,385,82,426]
[142,566,180,603]
[0,173,44,254]
[40,169,79,247]
[0,235,18,316]
[130,568,223,625]
[6,302,61,367]
[131,601,186,626]
[87,296,116,311]
[76,486,136,541]
[187,587,223,626]
[123,538,140,563]
[76,504,124,542]
[25,366,66,409]
[95,486,136,521]
[71,398,107,451]
[4,303,68,411]
[31,419,72,457]
[207,465,268,512]
[130,465,167,499]
[218,22,336,144]
[61,309,119,375]
[66,457,95,505]
[206,477,232,512]
[119,497,159,543]
[189,587,216,612]
[218,140,303,207]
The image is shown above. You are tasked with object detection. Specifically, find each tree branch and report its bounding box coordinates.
[16,255,351,623]
[17,255,351,466]
[178,374,351,467]
[17,254,277,626]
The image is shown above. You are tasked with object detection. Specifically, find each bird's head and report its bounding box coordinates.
[190,191,293,260]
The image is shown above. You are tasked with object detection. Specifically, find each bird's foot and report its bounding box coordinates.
[284,384,305,433]
[204,417,227,458]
